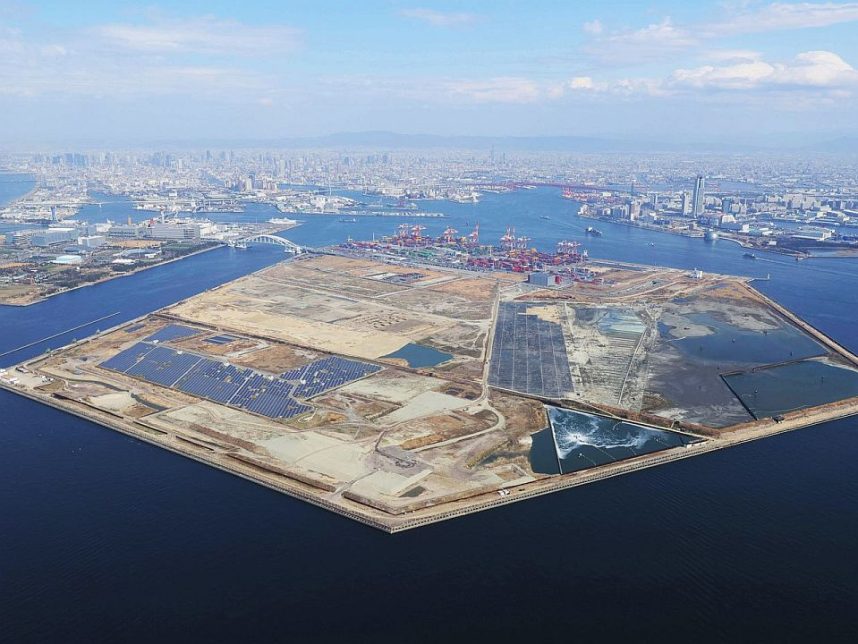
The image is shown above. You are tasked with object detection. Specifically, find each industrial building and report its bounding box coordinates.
[528,272,558,287]
[30,227,78,247]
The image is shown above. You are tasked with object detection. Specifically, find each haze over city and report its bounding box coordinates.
[3,0,858,146]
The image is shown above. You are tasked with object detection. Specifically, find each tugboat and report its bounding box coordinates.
[743,252,757,259]
[585,226,603,237]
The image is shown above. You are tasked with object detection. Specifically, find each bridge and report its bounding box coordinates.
[468,181,648,194]
[230,234,303,253]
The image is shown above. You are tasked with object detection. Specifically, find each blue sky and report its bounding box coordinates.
[2,1,858,145]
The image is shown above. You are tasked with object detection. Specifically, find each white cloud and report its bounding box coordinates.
[399,8,480,28]
[39,44,68,57]
[95,16,301,55]
[583,3,858,66]
[0,14,298,99]
[0,61,269,98]
[706,2,858,36]
[582,20,603,35]
[568,76,595,90]
[447,77,541,103]
[771,50,858,86]
[670,61,776,90]
[703,49,763,63]
[670,50,858,90]
[584,18,697,65]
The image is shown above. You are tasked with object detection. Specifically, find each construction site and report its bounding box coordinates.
[4,231,858,532]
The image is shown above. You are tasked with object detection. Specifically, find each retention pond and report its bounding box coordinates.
[723,358,858,419]
[535,407,697,475]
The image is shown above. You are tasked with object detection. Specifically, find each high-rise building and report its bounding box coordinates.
[693,175,706,215]
[681,191,691,215]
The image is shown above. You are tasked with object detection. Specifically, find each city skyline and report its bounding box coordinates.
[2,1,858,146]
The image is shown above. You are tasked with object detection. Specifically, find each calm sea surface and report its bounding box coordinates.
[2,183,858,642]
[0,172,36,235]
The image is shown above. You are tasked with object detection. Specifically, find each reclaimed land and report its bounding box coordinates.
[3,252,858,532]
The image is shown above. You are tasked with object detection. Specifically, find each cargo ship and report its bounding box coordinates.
[268,217,298,226]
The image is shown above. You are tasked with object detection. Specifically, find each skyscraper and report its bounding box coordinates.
[693,175,706,216]
[681,191,691,215]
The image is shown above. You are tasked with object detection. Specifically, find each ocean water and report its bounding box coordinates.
[0,173,36,236]
[2,187,858,642]
[0,172,35,207]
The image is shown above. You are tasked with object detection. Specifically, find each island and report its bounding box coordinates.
[3,233,858,532]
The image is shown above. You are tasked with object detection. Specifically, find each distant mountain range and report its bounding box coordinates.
[810,136,858,153]
[266,131,722,152]
[225,131,858,154]
[23,130,858,153]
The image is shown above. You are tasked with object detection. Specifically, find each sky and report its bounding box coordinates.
[2,0,858,146]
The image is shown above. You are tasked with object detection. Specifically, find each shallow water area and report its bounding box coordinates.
[723,358,858,418]
[669,312,825,367]
[382,342,453,367]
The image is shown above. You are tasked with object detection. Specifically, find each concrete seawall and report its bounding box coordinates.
[3,376,857,534]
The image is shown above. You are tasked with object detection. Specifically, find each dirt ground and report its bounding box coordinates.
[163,255,494,362]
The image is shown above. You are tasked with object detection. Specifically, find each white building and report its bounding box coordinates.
[51,254,83,265]
[30,227,78,247]
[146,222,201,241]
[78,235,106,249]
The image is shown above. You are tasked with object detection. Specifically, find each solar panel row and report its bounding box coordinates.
[175,360,254,403]
[144,324,201,343]
[229,373,274,409]
[204,335,236,345]
[125,346,202,387]
[100,342,155,373]
[488,302,573,399]
[286,356,382,399]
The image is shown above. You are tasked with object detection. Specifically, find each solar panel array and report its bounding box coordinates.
[100,342,381,420]
[174,360,253,404]
[286,356,382,399]
[205,335,236,345]
[244,380,310,419]
[125,346,202,387]
[144,324,201,343]
[488,302,573,399]
[100,342,154,372]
